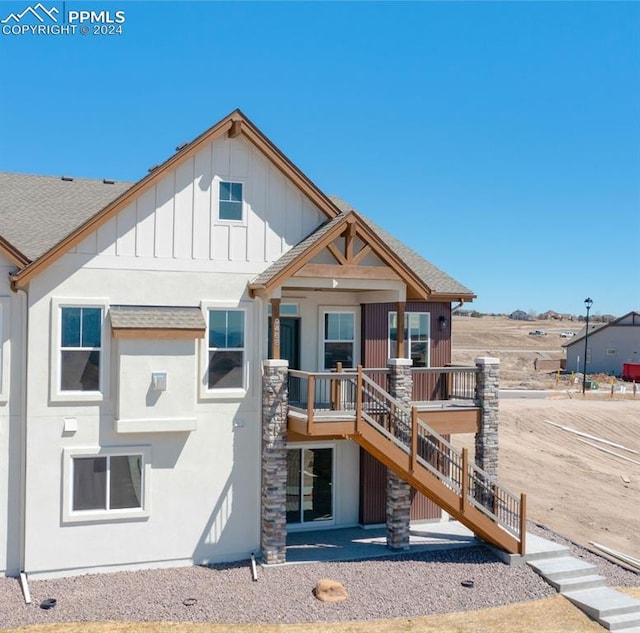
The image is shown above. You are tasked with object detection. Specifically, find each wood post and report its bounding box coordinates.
[461,448,469,513]
[335,361,343,410]
[397,301,406,359]
[411,407,418,473]
[356,365,363,433]
[519,493,527,555]
[270,298,281,360]
[307,374,315,435]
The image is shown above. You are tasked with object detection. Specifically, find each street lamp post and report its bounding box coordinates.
[582,297,593,395]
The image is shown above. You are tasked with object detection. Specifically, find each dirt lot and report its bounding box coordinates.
[451,315,640,558]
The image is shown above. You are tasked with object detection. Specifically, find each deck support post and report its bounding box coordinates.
[385,358,413,551]
[261,359,289,565]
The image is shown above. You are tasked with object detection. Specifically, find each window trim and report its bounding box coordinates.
[319,308,358,371]
[62,445,151,524]
[388,311,431,367]
[50,298,110,403]
[200,301,251,399]
[0,298,9,403]
[217,179,244,223]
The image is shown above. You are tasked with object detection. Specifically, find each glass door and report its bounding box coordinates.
[286,447,334,526]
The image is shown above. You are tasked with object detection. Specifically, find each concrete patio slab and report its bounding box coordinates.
[283,521,479,565]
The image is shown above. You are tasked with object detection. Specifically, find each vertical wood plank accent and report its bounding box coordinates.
[396,301,406,359]
[271,298,281,360]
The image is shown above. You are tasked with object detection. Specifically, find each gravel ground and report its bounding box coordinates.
[1,525,638,630]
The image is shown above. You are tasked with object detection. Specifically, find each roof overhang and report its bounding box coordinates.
[249,211,438,301]
[10,109,342,290]
[110,305,205,339]
[0,235,29,268]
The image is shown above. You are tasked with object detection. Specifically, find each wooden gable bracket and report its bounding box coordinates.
[228,119,242,138]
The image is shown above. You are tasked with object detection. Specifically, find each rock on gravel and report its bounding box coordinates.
[0,546,562,629]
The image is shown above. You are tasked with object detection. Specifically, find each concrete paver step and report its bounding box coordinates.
[529,555,597,580]
[563,586,640,619]
[601,611,640,631]
[523,533,570,561]
[552,573,606,593]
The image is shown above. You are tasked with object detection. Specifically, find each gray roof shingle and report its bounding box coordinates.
[0,172,132,261]
[252,197,474,298]
[0,172,474,300]
[110,305,205,331]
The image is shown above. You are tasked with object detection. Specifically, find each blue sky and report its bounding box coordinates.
[1,1,638,317]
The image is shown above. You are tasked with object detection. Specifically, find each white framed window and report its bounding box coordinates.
[62,445,151,523]
[606,348,617,356]
[322,310,356,369]
[207,308,246,390]
[51,298,110,402]
[218,180,243,221]
[0,299,9,402]
[389,312,430,367]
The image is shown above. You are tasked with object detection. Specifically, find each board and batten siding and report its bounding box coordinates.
[359,301,452,524]
[72,135,326,270]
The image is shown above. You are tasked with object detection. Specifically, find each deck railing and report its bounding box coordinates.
[319,365,479,403]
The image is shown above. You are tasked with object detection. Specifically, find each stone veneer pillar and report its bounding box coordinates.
[474,357,500,478]
[261,359,289,565]
[386,358,413,551]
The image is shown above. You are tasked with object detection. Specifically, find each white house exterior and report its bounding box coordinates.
[564,311,640,377]
[1,110,526,582]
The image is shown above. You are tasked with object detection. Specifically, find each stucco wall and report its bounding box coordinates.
[0,255,24,576]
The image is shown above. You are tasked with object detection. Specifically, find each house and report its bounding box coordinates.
[0,110,526,583]
[564,311,640,376]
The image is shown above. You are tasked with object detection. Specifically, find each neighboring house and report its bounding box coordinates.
[564,311,640,376]
[0,110,525,583]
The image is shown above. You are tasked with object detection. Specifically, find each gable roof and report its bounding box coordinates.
[6,109,341,288]
[563,311,640,348]
[0,172,132,264]
[250,197,475,301]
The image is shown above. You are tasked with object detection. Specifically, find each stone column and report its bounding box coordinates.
[474,357,500,478]
[386,358,413,550]
[261,359,289,565]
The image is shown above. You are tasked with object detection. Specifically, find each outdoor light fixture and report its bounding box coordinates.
[582,297,593,395]
[439,315,448,331]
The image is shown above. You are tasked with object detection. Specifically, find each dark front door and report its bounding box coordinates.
[268,317,301,370]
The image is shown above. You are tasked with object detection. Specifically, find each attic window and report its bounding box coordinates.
[219,181,243,221]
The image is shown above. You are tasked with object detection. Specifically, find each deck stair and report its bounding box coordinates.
[526,544,640,630]
[288,367,527,555]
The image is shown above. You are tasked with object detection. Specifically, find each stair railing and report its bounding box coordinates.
[357,367,525,552]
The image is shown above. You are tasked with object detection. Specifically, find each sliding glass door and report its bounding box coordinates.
[286,446,334,526]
